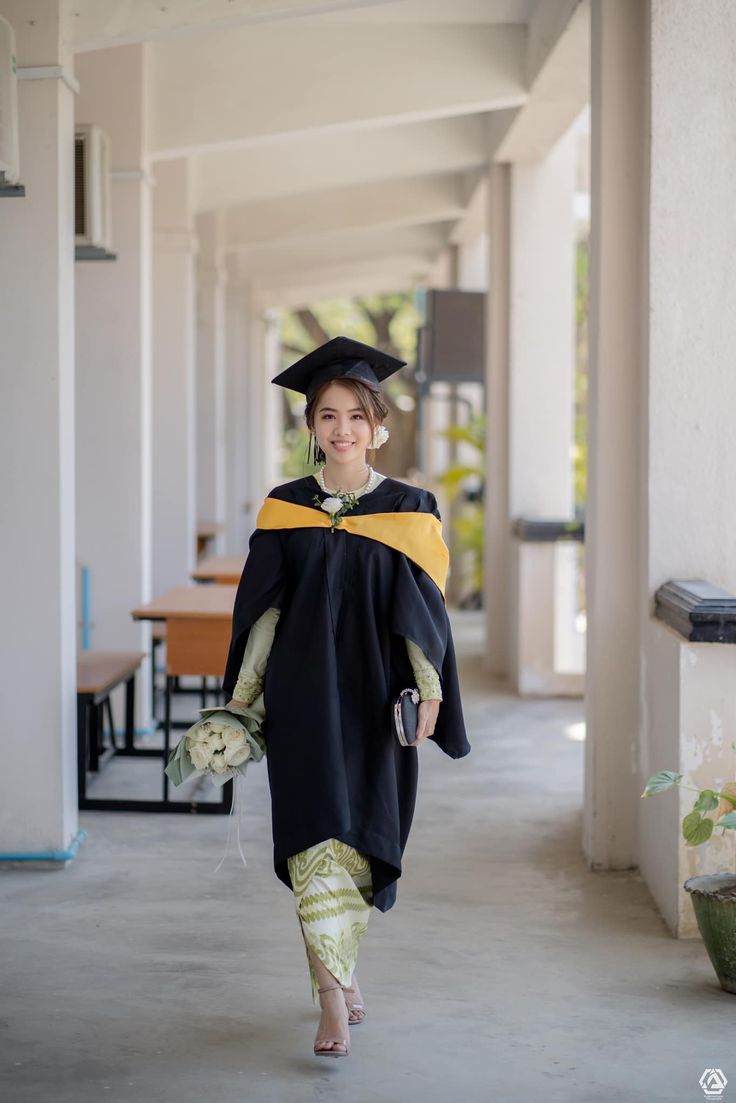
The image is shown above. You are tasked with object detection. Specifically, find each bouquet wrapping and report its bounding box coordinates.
[164,697,266,871]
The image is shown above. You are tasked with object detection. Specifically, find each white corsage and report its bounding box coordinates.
[370,425,389,449]
[314,490,360,532]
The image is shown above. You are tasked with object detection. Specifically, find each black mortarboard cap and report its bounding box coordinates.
[271,335,407,399]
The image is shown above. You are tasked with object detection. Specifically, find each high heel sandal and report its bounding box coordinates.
[314,984,351,1058]
[343,976,366,1025]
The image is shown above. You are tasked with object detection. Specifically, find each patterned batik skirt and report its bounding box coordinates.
[286,837,374,1005]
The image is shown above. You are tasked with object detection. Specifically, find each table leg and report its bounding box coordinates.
[163,674,172,802]
[89,702,101,772]
[125,673,135,752]
[105,695,116,750]
[77,696,88,803]
[151,640,158,721]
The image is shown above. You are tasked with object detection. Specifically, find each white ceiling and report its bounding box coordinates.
[67,0,588,308]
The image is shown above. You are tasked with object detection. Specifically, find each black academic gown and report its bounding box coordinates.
[221,474,471,912]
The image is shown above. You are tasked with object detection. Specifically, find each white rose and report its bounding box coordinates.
[222,727,245,746]
[210,753,229,774]
[208,733,225,751]
[225,743,251,767]
[189,743,210,771]
[321,497,343,515]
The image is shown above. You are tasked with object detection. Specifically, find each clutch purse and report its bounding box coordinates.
[393,687,421,746]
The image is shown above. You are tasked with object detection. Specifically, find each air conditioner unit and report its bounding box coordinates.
[75,124,112,251]
[0,15,20,187]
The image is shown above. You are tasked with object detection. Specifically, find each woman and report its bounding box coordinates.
[220,335,470,1058]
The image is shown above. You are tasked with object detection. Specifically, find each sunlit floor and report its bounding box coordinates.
[1,610,730,1102]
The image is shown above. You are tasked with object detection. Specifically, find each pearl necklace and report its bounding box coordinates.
[316,464,380,498]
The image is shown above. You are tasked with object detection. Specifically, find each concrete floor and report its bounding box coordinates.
[1,610,732,1103]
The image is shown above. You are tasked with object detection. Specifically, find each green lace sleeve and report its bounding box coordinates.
[404,637,443,702]
[232,606,281,705]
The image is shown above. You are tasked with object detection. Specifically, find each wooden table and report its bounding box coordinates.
[127,585,238,813]
[191,554,245,585]
[196,521,225,560]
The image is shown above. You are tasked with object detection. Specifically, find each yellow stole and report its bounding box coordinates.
[255,496,448,601]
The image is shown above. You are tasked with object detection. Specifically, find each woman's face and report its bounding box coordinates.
[313,382,375,464]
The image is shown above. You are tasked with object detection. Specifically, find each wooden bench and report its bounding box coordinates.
[77,650,145,809]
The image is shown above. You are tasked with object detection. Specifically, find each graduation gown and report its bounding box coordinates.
[221,474,471,912]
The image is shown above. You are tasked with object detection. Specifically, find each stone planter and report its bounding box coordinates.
[684,874,736,993]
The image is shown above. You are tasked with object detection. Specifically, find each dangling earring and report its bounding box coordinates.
[309,431,325,466]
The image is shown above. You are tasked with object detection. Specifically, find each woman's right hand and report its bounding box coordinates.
[225,697,250,710]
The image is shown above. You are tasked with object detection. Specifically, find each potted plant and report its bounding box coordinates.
[641,767,736,993]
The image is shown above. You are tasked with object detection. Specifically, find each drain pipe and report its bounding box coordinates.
[0,829,88,864]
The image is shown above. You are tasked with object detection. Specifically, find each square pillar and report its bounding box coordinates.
[74,44,154,733]
[486,126,579,693]
[152,159,197,590]
[0,3,79,858]
[585,0,646,870]
[196,211,227,553]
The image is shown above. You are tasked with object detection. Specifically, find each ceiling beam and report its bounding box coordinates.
[224,172,472,248]
[150,24,527,158]
[193,113,489,210]
[232,220,452,276]
[68,0,399,53]
[250,254,432,310]
[493,0,589,162]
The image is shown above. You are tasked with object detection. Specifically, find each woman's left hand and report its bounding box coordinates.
[414,699,441,745]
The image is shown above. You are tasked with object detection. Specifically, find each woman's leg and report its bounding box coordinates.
[286,838,373,1006]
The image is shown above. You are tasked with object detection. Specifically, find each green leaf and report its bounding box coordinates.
[682,810,714,846]
[641,770,683,796]
[715,812,736,831]
[693,789,720,812]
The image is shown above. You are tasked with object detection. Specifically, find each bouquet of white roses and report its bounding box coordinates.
[164,701,266,871]
[164,702,265,789]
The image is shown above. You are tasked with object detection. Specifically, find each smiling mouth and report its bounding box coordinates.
[331,441,355,448]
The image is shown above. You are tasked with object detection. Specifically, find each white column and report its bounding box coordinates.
[420,247,454,498]
[237,284,280,515]
[195,211,227,553]
[508,129,576,522]
[584,0,646,870]
[455,236,487,604]
[152,159,197,591]
[484,164,512,679]
[457,234,488,292]
[74,44,153,732]
[262,307,283,492]
[511,129,578,694]
[0,3,78,857]
[224,259,249,553]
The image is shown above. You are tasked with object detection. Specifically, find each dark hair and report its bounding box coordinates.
[305,378,389,466]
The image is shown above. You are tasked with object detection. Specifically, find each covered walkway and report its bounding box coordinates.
[1,611,728,1102]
